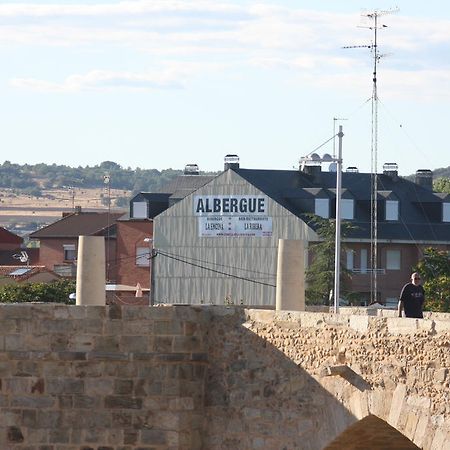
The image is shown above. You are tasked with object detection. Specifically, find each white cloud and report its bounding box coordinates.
[11,69,185,92]
[2,1,450,100]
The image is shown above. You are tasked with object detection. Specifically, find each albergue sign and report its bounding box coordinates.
[194,195,267,216]
[193,195,272,237]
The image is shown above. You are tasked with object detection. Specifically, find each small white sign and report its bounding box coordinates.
[198,216,272,237]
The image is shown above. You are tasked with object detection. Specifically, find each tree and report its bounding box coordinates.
[414,247,450,312]
[433,177,450,194]
[305,215,354,305]
[0,279,76,304]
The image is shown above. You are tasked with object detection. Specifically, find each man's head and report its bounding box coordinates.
[411,272,421,286]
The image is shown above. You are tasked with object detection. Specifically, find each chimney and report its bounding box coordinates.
[184,164,199,175]
[224,154,240,171]
[383,162,399,181]
[415,169,433,191]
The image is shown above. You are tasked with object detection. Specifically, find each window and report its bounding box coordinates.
[443,203,450,222]
[132,201,147,219]
[63,244,76,261]
[386,250,401,270]
[346,250,354,270]
[360,249,368,274]
[341,199,354,220]
[136,247,150,266]
[386,200,399,221]
[315,198,329,218]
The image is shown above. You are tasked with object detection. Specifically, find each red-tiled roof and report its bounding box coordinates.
[0,265,60,282]
[0,248,39,265]
[0,227,23,245]
[29,211,125,238]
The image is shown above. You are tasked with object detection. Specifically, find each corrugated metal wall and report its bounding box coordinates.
[153,170,316,306]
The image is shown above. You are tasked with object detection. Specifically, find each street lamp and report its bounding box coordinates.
[300,126,344,314]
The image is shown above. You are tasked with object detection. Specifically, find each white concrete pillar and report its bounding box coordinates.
[76,236,106,306]
[276,239,305,311]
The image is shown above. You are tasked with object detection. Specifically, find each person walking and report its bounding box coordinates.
[398,272,425,318]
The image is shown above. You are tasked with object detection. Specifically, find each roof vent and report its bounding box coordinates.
[346,166,359,173]
[224,154,240,171]
[184,164,200,175]
[415,169,433,190]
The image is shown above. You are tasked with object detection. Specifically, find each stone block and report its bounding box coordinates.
[0,320,18,334]
[123,320,153,335]
[434,319,450,334]
[349,315,369,333]
[154,320,183,335]
[74,318,105,334]
[5,334,24,351]
[35,410,63,428]
[120,336,149,353]
[114,379,134,395]
[141,429,167,445]
[73,395,99,409]
[68,335,95,352]
[94,335,120,352]
[154,336,173,352]
[47,378,84,394]
[173,336,203,353]
[388,383,406,428]
[387,317,419,335]
[11,396,55,408]
[104,395,143,409]
[247,309,275,324]
[1,305,32,320]
[85,378,114,396]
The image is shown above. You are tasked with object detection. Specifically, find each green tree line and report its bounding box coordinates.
[0,160,218,196]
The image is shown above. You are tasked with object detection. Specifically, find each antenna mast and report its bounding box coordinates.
[343,7,397,304]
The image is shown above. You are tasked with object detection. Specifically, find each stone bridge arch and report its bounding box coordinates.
[323,414,420,449]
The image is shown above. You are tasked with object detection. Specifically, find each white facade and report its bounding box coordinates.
[153,170,316,305]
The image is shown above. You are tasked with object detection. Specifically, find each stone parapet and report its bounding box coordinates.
[0,304,448,450]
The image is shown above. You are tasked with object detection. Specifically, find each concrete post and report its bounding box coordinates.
[76,236,106,306]
[276,239,305,311]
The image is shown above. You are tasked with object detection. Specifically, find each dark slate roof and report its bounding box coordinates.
[127,175,217,220]
[29,212,124,239]
[233,167,450,242]
[156,175,216,195]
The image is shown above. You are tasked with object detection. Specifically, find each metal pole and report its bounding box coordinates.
[333,126,344,314]
[144,237,154,306]
[150,239,154,306]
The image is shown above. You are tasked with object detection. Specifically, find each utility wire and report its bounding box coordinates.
[157,250,276,288]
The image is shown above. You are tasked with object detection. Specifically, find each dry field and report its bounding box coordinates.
[0,187,130,234]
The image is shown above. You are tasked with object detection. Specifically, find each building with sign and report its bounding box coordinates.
[132,157,450,307]
[152,167,317,306]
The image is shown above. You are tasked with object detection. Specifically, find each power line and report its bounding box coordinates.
[157,250,276,288]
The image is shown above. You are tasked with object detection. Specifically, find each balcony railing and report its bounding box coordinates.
[351,268,386,275]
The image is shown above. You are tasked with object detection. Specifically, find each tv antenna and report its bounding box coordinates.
[13,251,30,266]
[343,7,398,304]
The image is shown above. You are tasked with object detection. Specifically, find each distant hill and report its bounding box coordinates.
[431,166,450,179]
[0,160,218,197]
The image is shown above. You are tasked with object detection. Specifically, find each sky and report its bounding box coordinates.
[1,1,449,176]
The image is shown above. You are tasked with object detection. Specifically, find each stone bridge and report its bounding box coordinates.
[0,304,448,449]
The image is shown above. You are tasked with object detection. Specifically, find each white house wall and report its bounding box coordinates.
[153,169,316,305]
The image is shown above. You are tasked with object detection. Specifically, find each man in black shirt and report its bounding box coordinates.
[398,272,425,318]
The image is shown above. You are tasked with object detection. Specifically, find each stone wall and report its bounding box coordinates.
[203,309,450,450]
[0,304,449,450]
[0,304,208,450]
